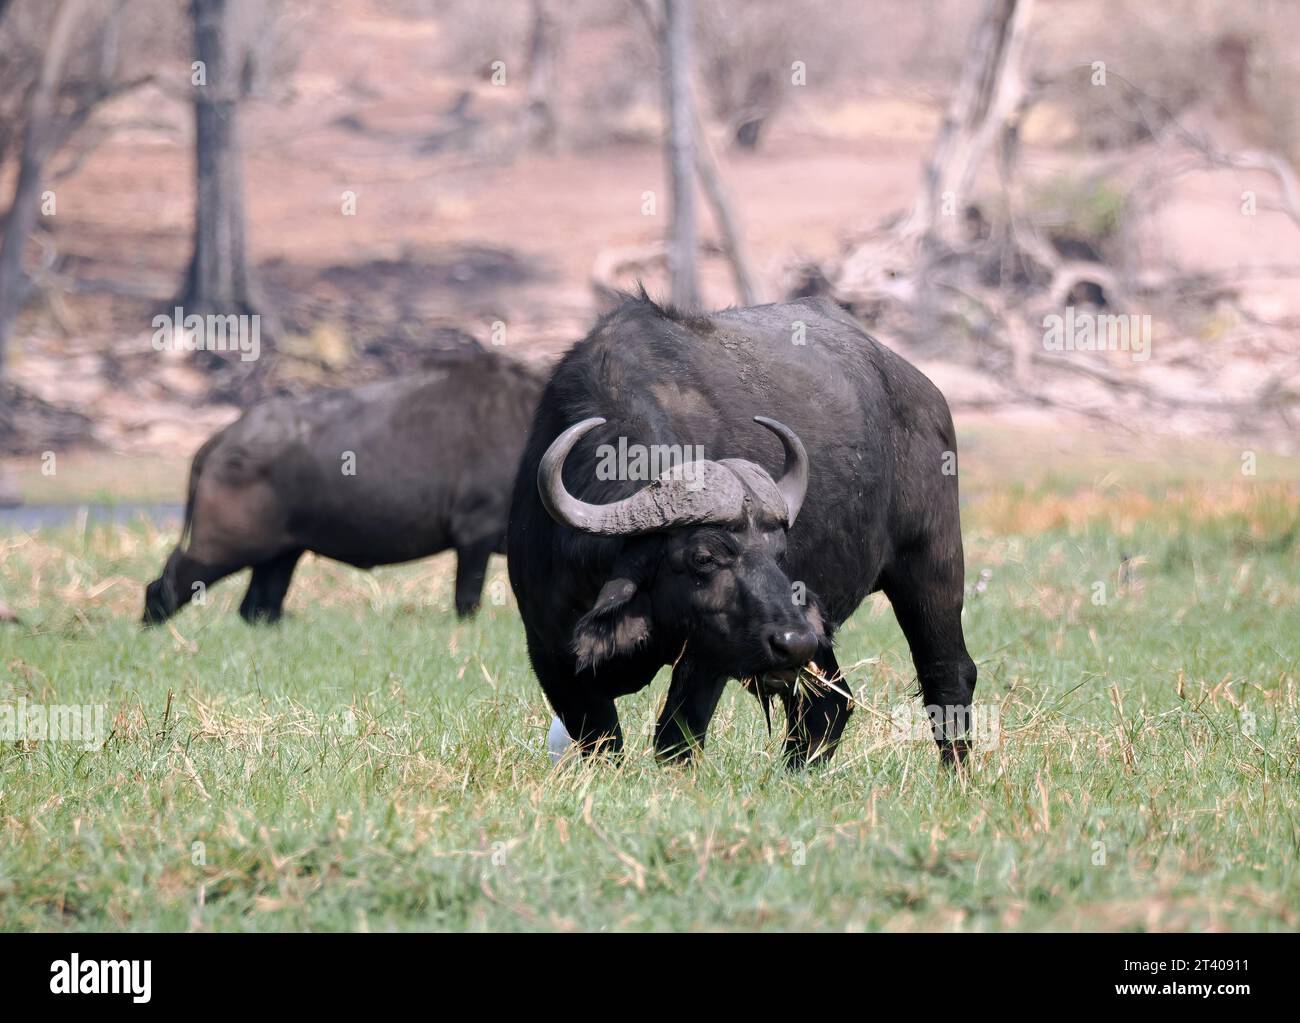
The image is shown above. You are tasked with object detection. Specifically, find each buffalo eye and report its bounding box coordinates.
[690,549,715,571]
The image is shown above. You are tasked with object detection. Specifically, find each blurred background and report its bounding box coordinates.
[1,0,1298,518]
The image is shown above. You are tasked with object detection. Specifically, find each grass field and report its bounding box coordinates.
[1,473,1298,931]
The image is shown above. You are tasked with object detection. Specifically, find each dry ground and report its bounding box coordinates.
[4,0,1299,479]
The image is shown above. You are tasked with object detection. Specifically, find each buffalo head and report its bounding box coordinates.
[537,416,824,679]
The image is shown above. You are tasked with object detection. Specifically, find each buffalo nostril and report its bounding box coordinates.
[788,630,818,664]
[765,627,818,667]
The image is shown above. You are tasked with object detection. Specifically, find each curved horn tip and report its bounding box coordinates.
[537,417,619,535]
[752,415,809,527]
[540,418,607,461]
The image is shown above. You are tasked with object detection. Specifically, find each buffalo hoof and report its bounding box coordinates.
[939,739,972,770]
[240,609,285,626]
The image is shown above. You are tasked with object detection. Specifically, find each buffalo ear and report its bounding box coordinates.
[572,576,652,672]
[801,587,833,643]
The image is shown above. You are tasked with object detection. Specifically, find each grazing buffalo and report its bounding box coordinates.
[144,350,545,625]
[507,294,976,767]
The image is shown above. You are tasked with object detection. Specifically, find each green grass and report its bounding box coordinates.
[1,481,1298,931]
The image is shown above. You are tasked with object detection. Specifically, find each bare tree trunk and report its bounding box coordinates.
[0,0,89,373]
[520,0,558,149]
[694,117,758,304]
[180,0,256,315]
[909,0,1032,247]
[662,0,698,308]
[632,0,756,305]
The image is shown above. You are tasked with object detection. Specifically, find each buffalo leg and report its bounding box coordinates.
[781,642,853,769]
[553,692,623,759]
[654,659,728,762]
[526,635,624,758]
[238,549,302,625]
[884,559,978,767]
[452,536,495,618]
[142,548,240,625]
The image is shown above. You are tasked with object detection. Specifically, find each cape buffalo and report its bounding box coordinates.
[507,294,976,767]
[144,350,545,625]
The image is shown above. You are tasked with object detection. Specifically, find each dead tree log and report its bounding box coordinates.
[812,0,1297,430]
[909,0,1033,248]
[833,0,1036,315]
[830,0,1046,343]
